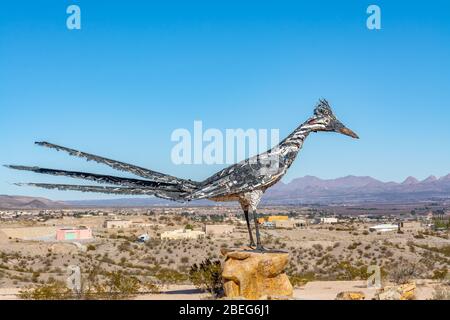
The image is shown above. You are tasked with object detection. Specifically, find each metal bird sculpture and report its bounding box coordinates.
[6,99,358,251]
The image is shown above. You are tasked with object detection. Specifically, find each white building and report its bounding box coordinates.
[204,224,235,236]
[369,224,399,232]
[104,219,132,229]
[262,221,275,228]
[320,217,338,224]
[273,220,296,229]
[131,221,153,228]
[161,229,205,240]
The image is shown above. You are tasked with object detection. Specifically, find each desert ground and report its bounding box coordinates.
[0,280,439,300]
[0,206,448,300]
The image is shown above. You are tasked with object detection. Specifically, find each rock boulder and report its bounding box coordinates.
[221,249,293,300]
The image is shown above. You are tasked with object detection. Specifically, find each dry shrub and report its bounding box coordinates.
[432,282,450,300]
[19,281,72,300]
[388,262,421,284]
[189,258,223,297]
[19,268,160,300]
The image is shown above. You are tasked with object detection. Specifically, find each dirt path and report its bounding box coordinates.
[0,280,438,300]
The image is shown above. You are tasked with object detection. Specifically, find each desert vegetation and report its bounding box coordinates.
[0,209,449,299]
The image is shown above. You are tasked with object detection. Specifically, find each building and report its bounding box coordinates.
[262,221,275,229]
[161,229,205,240]
[320,217,338,224]
[131,221,153,228]
[293,219,308,228]
[267,215,289,222]
[258,215,289,224]
[204,224,235,236]
[56,226,92,241]
[369,224,399,232]
[104,219,132,229]
[273,220,296,229]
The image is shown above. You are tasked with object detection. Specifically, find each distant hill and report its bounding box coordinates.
[0,195,68,209]
[2,173,449,208]
[263,174,450,204]
[65,198,213,207]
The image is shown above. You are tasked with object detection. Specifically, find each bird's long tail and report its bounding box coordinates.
[14,183,186,201]
[6,142,202,201]
[5,165,190,191]
[34,141,200,189]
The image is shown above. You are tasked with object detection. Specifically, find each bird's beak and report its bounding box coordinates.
[339,126,359,139]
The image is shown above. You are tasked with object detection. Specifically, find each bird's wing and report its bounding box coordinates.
[15,183,186,201]
[34,141,199,188]
[5,165,188,191]
[192,152,285,199]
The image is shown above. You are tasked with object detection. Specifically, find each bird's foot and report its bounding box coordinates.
[255,245,266,252]
[249,241,256,248]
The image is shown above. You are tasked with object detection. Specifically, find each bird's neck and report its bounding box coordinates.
[261,120,317,176]
[277,119,317,151]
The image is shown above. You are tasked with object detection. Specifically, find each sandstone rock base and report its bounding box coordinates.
[335,291,366,300]
[376,282,416,300]
[221,248,293,300]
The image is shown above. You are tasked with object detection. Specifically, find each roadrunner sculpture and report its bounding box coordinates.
[7,99,358,251]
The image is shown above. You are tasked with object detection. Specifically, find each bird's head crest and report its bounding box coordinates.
[313,99,334,118]
[307,99,359,139]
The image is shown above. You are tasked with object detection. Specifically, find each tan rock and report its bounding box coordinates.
[335,291,366,300]
[399,282,416,300]
[221,249,293,300]
[376,282,416,300]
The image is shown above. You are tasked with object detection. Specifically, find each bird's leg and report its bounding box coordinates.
[252,210,265,251]
[243,210,255,248]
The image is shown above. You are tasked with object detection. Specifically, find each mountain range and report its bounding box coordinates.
[1,174,449,208]
[263,174,450,204]
[0,195,68,209]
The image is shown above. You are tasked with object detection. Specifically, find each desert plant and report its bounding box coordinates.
[289,272,316,286]
[185,224,194,230]
[189,258,223,297]
[180,256,190,264]
[388,262,420,284]
[19,281,72,300]
[432,268,448,280]
[103,271,140,299]
[155,268,188,284]
[431,282,450,300]
[20,266,156,300]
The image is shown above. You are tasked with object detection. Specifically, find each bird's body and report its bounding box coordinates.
[7,99,358,250]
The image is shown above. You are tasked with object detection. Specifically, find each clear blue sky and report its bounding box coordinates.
[1,1,449,200]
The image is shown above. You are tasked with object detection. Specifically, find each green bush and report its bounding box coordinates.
[289,272,316,286]
[432,284,450,300]
[19,281,72,300]
[189,259,223,297]
[432,268,448,280]
[19,269,159,300]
